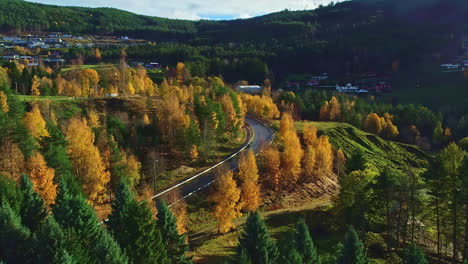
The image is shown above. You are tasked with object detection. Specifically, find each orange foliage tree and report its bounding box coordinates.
[156,94,190,145]
[279,112,295,140]
[31,75,41,96]
[314,135,334,178]
[320,96,341,121]
[0,91,9,112]
[302,123,317,146]
[237,150,261,212]
[26,152,57,206]
[363,113,383,135]
[65,117,110,204]
[0,140,25,182]
[209,170,241,233]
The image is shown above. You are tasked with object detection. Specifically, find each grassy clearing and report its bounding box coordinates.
[17,95,81,102]
[60,64,117,73]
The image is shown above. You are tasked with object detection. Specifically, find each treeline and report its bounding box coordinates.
[3,0,466,82]
[227,212,429,264]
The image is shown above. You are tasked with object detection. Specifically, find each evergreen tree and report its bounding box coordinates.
[108,181,169,264]
[0,174,23,214]
[294,218,321,264]
[33,216,73,263]
[19,174,47,232]
[402,244,428,264]
[345,150,366,172]
[237,212,278,264]
[336,226,369,264]
[156,200,192,264]
[284,249,303,264]
[53,180,127,263]
[0,202,31,263]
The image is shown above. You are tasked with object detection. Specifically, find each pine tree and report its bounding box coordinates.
[345,150,366,172]
[156,200,192,264]
[0,174,23,214]
[19,174,47,232]
[0,202,31,264]
[337,226,369,264]
[108,181,169,264]
[283,249,303,264]
[33,216,73,263]
[237,212,279,264]
[53,180,127,263]
[295,218,321,264]
[402,244,428,264]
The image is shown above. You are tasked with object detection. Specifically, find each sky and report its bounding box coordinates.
[24,0,337,20]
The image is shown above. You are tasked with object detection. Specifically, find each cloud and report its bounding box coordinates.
[25,0,337,20]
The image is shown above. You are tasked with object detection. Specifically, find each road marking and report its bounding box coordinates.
[147,122,255,200]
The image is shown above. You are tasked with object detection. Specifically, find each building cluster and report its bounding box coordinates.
[1,51,65,65]
[0,34,95,49]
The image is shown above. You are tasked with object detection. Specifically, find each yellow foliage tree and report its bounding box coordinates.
[241,94,279,121]
[95,48,102,61]
[221,94,238,131]
[23,104,49,140]
[381,118,399,139]
[0,140,25,182]
[320,97,341,121]
[122,153,142,189]
[79,69,100,96]
[156,94,190,145]
[334,149,346,178]
[237,150,261,212]
[26,152,57,206]
[176,62,186,84]
[261,146,281,191]
[209,170,241,233]
[189,145,199,162]
[127,82,135,95]
[302,145,317,182]
[0,91,8,112]
[282,129,303,184]
[280,112,295,140]
[65,117,110,204]
[88,111,100,128]
[314,135,334,178]
[302,123,317,146]
[363,113,383,135]
[31,75,41,96]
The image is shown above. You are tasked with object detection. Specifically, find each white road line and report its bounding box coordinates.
[147,123,255,200]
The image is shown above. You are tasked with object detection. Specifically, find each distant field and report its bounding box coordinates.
[383,70,468,110]
[17,95,81,102]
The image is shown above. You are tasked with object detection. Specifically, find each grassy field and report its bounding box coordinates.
[382,70,468,110]
[17,95,81,102]
[60,64,117,73]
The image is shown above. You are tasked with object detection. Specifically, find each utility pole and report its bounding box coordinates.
[153,159,159,193]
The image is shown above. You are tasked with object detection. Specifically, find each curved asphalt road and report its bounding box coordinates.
[150,117,274,201]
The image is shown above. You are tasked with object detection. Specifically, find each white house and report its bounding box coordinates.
[236,85,262,94]
[336,83,359,93]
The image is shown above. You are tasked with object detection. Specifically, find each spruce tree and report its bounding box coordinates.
[108,181,169,264]
[53,180,127,263]
[19,174,47,232]
[294,218,321,264]
[402,244,428,264]
[33,216,72,263]
[156,199,192,264]
[345,150,366,172]
[0,174,23,214]
[0,202,31,263]
[337,226,369,264]
[284,249,303,264]
[237,212,278,264]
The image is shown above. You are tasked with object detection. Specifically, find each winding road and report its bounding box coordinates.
[149,117,274,201]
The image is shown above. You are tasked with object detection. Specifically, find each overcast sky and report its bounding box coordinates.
[25,0,337,20]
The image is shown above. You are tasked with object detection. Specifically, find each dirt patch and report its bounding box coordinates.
[263,175,339,210]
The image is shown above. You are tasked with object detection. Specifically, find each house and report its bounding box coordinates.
[145,62,160,69]
[287,82,300,89]
[441,63,461,70]
[236,85,262,94]
[464,60,468,67]
[336,83,359,93]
